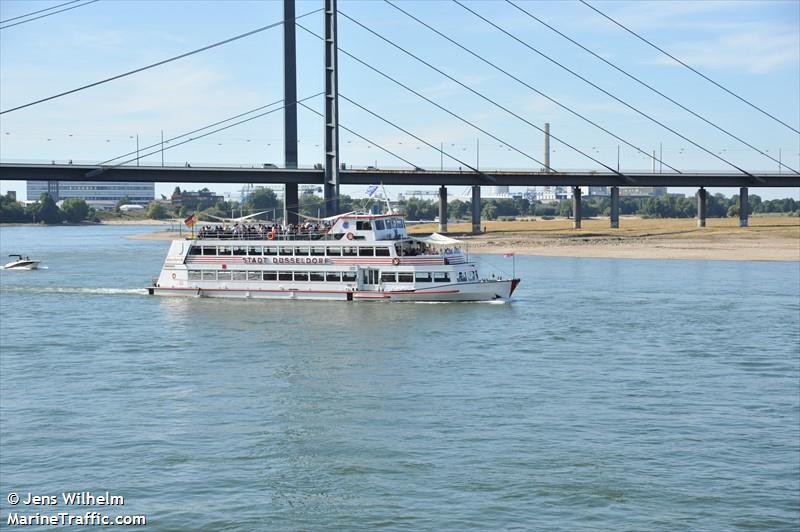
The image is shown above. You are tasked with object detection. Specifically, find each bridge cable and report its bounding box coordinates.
[339,93,492,180]
[384,0,677,175]
[579,0,800,136]
[454,0,756,178]
[98,98,286,166]
[335,11,627,178]
[0,0,82,24]
[296,22,544,179]
[507,0,798,175]
[0,7,322,115]
[0,0,98,30]
[87,93,324,174]
[297,101,425,170]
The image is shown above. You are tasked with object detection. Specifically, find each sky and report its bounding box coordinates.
[0,0,798,201]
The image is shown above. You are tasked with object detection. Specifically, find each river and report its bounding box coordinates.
[1,225,798,530]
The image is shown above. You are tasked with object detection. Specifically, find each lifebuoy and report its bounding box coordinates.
[346,232,355,240]
[267,231,275,240]
[392,257,400,266]
[171,273,177,280]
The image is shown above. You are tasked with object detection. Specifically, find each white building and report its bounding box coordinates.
[27,180,154,210]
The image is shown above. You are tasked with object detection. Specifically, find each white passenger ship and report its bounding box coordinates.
[149,213,519,302]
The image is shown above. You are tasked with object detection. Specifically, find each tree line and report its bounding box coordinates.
[3,189,797,224]
[398,193,799,221]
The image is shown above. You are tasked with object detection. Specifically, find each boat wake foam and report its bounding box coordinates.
[0,286,148,296]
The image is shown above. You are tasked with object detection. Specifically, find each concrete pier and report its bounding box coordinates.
[572,186,582,229]
[471,185,481,233]
[697,187,707,227]
[438,185,448,233]
[610,186,619,228]
[739,187,749,227]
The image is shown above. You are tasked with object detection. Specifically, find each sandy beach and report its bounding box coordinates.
[409,216,800,262]
[129,216,799,262]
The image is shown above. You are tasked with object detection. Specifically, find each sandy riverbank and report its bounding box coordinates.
[409,216,800,262]
[127,216,800,262]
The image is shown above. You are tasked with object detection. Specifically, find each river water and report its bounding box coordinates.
[1,225,798,530]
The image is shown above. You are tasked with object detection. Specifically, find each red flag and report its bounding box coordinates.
[503,252,515,257]
[184,214,198,228]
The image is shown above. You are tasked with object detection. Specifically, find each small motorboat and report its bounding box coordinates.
[2,254,41,270]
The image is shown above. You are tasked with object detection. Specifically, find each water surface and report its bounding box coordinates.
[1,225,798,530]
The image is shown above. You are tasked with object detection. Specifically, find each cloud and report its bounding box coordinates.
[653,31,799,74]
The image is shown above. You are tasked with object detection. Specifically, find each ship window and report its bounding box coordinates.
[202,247,217,256]
[202,270,216,280]
[326,272,341,282]
[375,219,385,230]
[358,247,375,257]
[342,247,357,257]
[375,247,390,256]
[381,272,397,283]
[456,272,467,283]
[233,246,247,256]
[326,247,341,256]
[263,271,277,281]
[398,272,414,283]
[342,271,357,282]
[294,271,309,281]
[309,272,324,282]
[248,246,262,256]
[232,271,247,281]
[311,246,325,256]
[217,270,232,281]
[398,219,406,228]
[189,246,202,255]
[188,270,202,280]
[248,271,260,281]
[264,246,278,256]
[415,272,432,283]
[468,271,477,281]
[278,271,292,281]
[356,221,372,230]
[294,246,309,256]
[433,272,450,282]
[218,246,232,256]
[279,247,293,256]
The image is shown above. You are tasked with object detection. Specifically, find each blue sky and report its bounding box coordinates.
[1,0,798,201]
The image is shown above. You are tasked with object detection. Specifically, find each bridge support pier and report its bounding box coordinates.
[471,185,481,233]
[283,0,298,226]
[739,187,748,227]
[697,187,707,227]
[438,186,448,233]
[572,186,582,229]
[610,186,619,228]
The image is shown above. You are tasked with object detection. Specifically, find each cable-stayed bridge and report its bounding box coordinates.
[1,0,798,231]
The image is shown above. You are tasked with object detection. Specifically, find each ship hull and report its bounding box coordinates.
[148,279,518,302]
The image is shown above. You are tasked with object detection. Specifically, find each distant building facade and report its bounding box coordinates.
[27,180,154,210]
[619,186,667,197]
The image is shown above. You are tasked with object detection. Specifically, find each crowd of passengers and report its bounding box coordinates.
[396,242,460,256]
[197,221,333,240]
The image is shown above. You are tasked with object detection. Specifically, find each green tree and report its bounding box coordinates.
[481,202,498,221]
[146,201,167,219]
[244,188,281,212]
[0,194,29,223]
[114,195,131,213]
[60,198,90,223]
[36,192,63,224]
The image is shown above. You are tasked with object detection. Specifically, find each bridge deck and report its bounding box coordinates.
[1,163,798,187]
